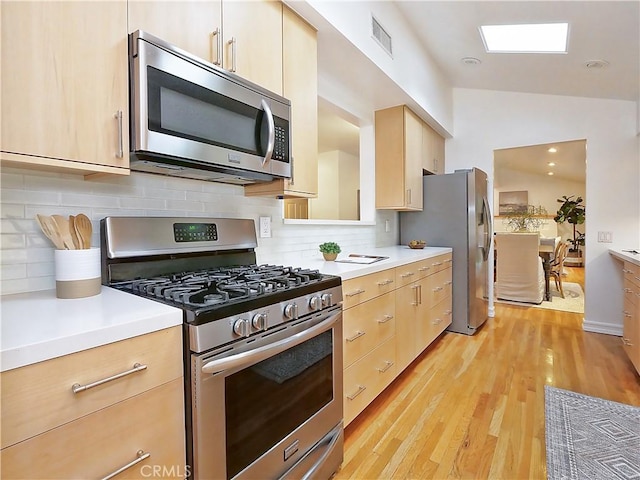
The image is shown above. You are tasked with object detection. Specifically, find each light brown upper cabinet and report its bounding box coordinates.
[0,1,129,176]
[422,122,446,175]
[244,6,318,198]
[129,0,283,95]
[375,105,424,210]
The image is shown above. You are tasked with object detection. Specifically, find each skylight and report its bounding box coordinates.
[480,23,569,53]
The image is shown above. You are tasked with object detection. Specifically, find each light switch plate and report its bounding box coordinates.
[259,216,271,238]
[597,231,612,243]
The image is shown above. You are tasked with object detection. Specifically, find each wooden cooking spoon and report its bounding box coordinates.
[74,214,93,249]
[51,214,76,250]
[68,215,81,250]
[36,214,65,250]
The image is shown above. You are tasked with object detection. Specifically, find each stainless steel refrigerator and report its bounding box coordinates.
[399,168,492,335]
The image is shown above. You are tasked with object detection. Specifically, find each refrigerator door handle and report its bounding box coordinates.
[481,195,493,261]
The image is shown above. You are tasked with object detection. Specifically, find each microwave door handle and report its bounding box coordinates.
[261,99,275,166]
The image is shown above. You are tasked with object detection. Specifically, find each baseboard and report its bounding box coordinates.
[582,319,623,336]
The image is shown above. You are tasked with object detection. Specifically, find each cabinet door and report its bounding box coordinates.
[395,282,419,372]
[223,0,283,95]
[128,0,222,63]
[433,129,446,174]
[244,5,318,198]
[403,108,423,210]
[1,1,129,174]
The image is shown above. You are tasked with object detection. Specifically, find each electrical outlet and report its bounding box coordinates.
[259,216,271,238]
[597,231,612,243]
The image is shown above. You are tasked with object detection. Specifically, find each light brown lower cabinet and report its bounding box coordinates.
[342,253,452,426]
[622,261,640,374]
[1,378,186,480]
[0,326,186,479]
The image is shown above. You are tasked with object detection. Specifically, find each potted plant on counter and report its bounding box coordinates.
[319,242,341,261]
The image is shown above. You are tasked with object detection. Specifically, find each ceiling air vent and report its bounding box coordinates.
[372,15,392,56]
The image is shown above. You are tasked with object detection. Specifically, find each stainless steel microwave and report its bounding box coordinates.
[128,30,292,185]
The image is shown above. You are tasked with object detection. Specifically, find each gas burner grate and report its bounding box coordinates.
[120,264,324,308]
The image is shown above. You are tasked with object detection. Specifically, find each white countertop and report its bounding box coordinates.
[0,245,451,372]
[289,246,452,280]
[1,286,182,372]
[609,248,640,266]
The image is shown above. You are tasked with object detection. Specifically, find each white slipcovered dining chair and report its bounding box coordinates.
[495,232,545,304]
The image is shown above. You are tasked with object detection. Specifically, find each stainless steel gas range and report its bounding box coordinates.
[100,217,344,480]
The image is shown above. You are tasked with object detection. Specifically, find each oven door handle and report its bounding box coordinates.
[201,312,340,375]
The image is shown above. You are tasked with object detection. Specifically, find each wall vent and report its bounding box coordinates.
[372,15,392,56]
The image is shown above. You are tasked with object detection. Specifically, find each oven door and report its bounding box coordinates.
[130,31,291,179]
[191,308,343,480]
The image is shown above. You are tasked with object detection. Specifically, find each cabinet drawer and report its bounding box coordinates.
[343,292,395,368]
[624,278,639,306]
[1,378,186,480]
[428,253,452,273]
[343,337,396,426]
[1,326,183,448]
[342,269,396,309]
[421,299,452,350]
[395,262,423,287]
[425,268,453,306]
[624,261,640,288]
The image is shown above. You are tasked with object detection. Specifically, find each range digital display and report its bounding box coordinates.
[174,223,218,242]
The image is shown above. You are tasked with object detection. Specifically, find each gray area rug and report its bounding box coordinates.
[545,385,640,479]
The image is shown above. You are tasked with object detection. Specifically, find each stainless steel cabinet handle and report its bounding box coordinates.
[622,268,631,273]
[406,189,412,205]
[400,272,415,278]
[623,311,632,318]
[211,28,221,65]
[378,314,393,324]
[227,36,237,72]
[445,280,453,286]
[432,261,443,267]
[622,337,633,346]
[345,289,365,297]
[346,331,366,342]
[114,110,123,159]
[377,361,394,373]
[418,266,430,272]
[412,285,419,306]
[418,284,422,304]
[101,450,150,480]
[624,288,633,293]
[377,279,394,286]
[72,363,147,394]
[433,317,443,325]
[346,385,366,400]
[444,258,453,264]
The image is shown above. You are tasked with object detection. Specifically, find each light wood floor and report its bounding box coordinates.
[335,266,640,480]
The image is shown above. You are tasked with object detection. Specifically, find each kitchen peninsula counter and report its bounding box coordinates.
[610,248,640,267]
[1,287,182,372]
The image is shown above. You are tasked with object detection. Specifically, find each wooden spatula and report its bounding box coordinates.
[36,214,65,250]
[74,214,93,249]
[51,215,76,250]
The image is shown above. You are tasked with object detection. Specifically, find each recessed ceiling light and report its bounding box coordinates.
[585,59,609,69]
[548,162,556,166]
[461,57,481,65]
[479,23,569,53]
[548,172,554,176]
[548,147,557,153]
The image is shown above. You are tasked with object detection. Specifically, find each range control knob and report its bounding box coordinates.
[321,293,333,307]
[233,319,249,337]
[309,295,322,311]
[284,303,298,320]
[252,313,267,331]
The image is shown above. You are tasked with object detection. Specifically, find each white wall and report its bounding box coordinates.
[448,88,640,335]
[309,150,359,220]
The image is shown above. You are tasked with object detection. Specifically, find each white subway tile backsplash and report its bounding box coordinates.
[1,167,388,295]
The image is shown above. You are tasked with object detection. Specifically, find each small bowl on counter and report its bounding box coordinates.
[408,240,427,249]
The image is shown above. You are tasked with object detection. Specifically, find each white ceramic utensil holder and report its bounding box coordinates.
[54,248,101,299]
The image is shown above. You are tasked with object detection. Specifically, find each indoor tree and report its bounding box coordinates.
[554,195,586,252]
